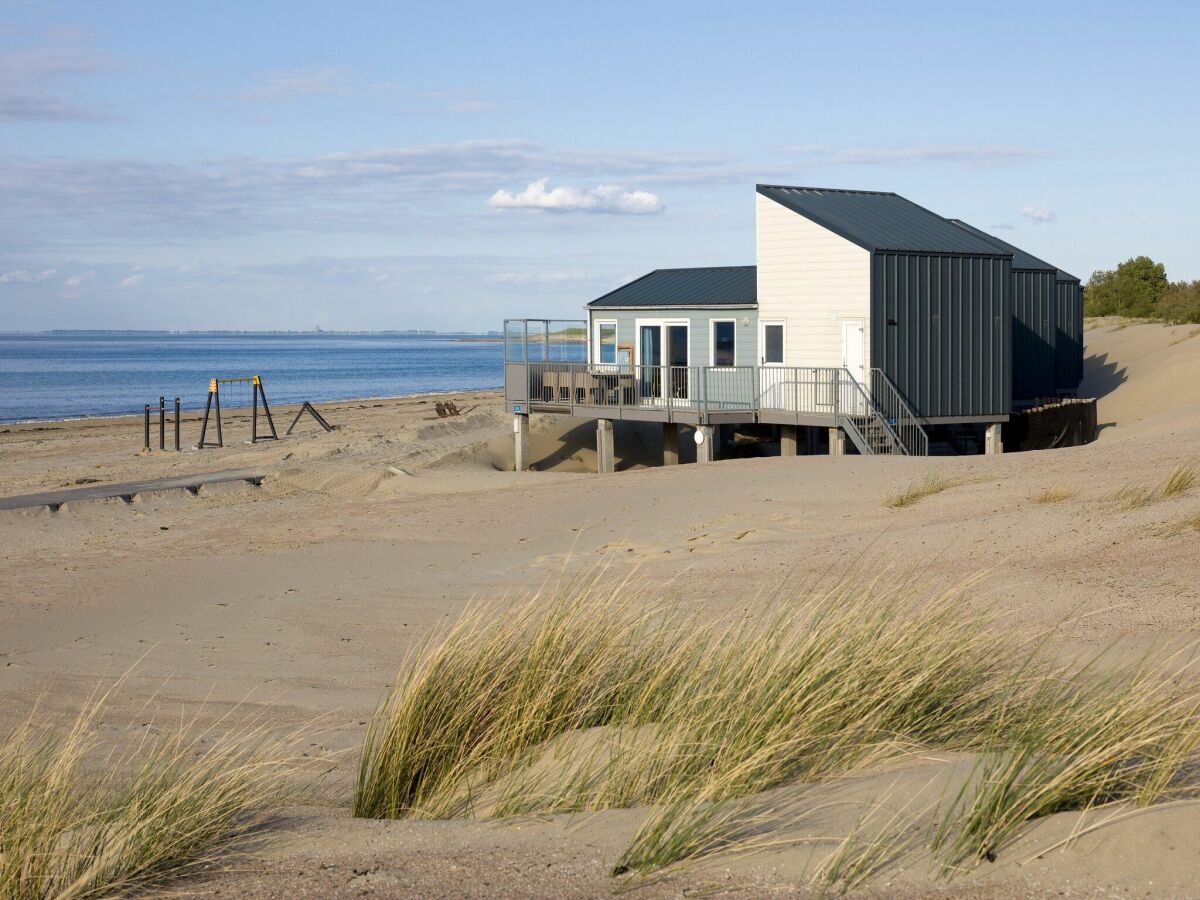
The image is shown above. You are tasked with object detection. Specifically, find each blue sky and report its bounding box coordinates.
[1,0,1197,330]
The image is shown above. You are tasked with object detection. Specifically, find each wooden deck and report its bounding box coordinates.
[0,468,265,512]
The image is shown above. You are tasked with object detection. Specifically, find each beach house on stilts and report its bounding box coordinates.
[504,185,1085,472]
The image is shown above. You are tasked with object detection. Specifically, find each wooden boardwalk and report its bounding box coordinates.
[0,469,265,512]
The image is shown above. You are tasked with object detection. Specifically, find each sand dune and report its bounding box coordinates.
[3,323,1200,897]
[1083,318,1200,437]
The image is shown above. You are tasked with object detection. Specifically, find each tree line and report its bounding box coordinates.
[1084,256,1200,323]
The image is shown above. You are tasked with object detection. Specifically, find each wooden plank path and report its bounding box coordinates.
[0,469,265,512]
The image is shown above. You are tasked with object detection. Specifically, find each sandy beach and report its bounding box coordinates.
[4,319,1200,897]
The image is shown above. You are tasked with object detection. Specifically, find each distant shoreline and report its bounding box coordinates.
[0,388,501,428]
[452,336,586,344]
[0,330,501,338]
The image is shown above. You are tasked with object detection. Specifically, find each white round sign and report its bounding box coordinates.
[693,429,705,445]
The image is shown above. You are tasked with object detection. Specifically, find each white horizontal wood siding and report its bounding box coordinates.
[755,193,871,371]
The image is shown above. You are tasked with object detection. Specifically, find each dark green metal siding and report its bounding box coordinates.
[872,253,1012,419]
[1055,279,1084,392]
[1012,270,1058,401]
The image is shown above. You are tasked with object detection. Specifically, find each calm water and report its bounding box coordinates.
[0,332,529,423]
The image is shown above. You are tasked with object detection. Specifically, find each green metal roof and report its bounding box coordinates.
[948,219,1058,272]
[588,266,757,308]
[757,185,1010,256]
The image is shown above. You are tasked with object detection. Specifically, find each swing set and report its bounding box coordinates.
[197,375,278,448]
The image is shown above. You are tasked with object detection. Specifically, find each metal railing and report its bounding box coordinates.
[526,363,759,416]
[836,371,904,456]
[868,369,930,457]
[757,366,840,415]
[519,361,928,455]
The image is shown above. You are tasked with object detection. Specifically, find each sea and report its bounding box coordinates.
[0,332,568,424]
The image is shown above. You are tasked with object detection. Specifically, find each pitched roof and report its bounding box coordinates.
[756,185,1009,256]
[1056,269,1081,284]
[588,266,757,308]
[947,219,1058,272]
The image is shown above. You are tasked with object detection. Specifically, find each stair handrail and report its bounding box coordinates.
[835,368,906,455]
[867,369,929,457]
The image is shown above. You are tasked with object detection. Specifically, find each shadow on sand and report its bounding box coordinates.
[530,420,678,472]
[1080,351,1127,400]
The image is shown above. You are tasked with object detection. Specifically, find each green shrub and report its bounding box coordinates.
[1158,280,1200,325]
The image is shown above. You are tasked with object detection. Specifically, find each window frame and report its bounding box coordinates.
[593,318,619,366]
[760,319,786,366]
[709,318,737,368]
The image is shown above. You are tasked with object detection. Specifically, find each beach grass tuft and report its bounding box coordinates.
[814,796,921,895]
[354,572,1200,883]
[1032,485,1076,504]
[1155,512,1200,537]
[0,692,302,900]
[1160,463,1198,497]
[931,650,1200,870]
[884,473,964,508]
[1110,462,1198,509]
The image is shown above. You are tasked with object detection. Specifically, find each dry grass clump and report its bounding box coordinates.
[0,693,301,899]
[1156,512,1200,537]
[355,573,1200,883]
[355,574,1009,827]
[1110,462,1198,509]
[814,795,923,894]
[1032,485,1076,504]
[884,473,965,508]
[1168,328,1200,346]
[1161,462,1197,497]
[932,650,1200,870]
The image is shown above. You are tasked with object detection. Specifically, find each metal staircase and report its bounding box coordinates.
[835,369,929,456]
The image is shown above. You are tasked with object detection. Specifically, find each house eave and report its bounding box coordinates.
[587,304,759,311]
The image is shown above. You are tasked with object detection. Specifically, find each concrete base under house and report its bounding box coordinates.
[511,411,1006,474]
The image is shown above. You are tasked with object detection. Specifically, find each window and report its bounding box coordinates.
[595,320,617,364]
[763,322,784,364]
[711,320,736,367]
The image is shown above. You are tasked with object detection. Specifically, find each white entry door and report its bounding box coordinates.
[841,320,866,414]
[758,319,786,409]
[841,320,865,384]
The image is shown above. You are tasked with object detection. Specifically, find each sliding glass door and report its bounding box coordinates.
[637,321,689,401]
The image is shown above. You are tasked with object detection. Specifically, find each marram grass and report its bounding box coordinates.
[0,691,304,900]
[355,573,1009,823]
[1110,461,1199,509]
[884,473,965,508]
[1032,485,1076,503]
[355,572,1200,882]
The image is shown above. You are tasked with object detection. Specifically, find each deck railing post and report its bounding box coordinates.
[174,398,181,451]
[158,396,165,450]
[143,404,150,451]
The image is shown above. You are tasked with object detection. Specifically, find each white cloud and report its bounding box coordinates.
[237,68,353,102]
[0,42,114,122]
[0,268,56,284]
[1021,205,1057,224]
[792,144,1042,167]
[0,139,738,249]
[64,270,96,288]
[407,90,500,113]
[118,273,145,288]
[490,270,592,285]
[488,178,663,215]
